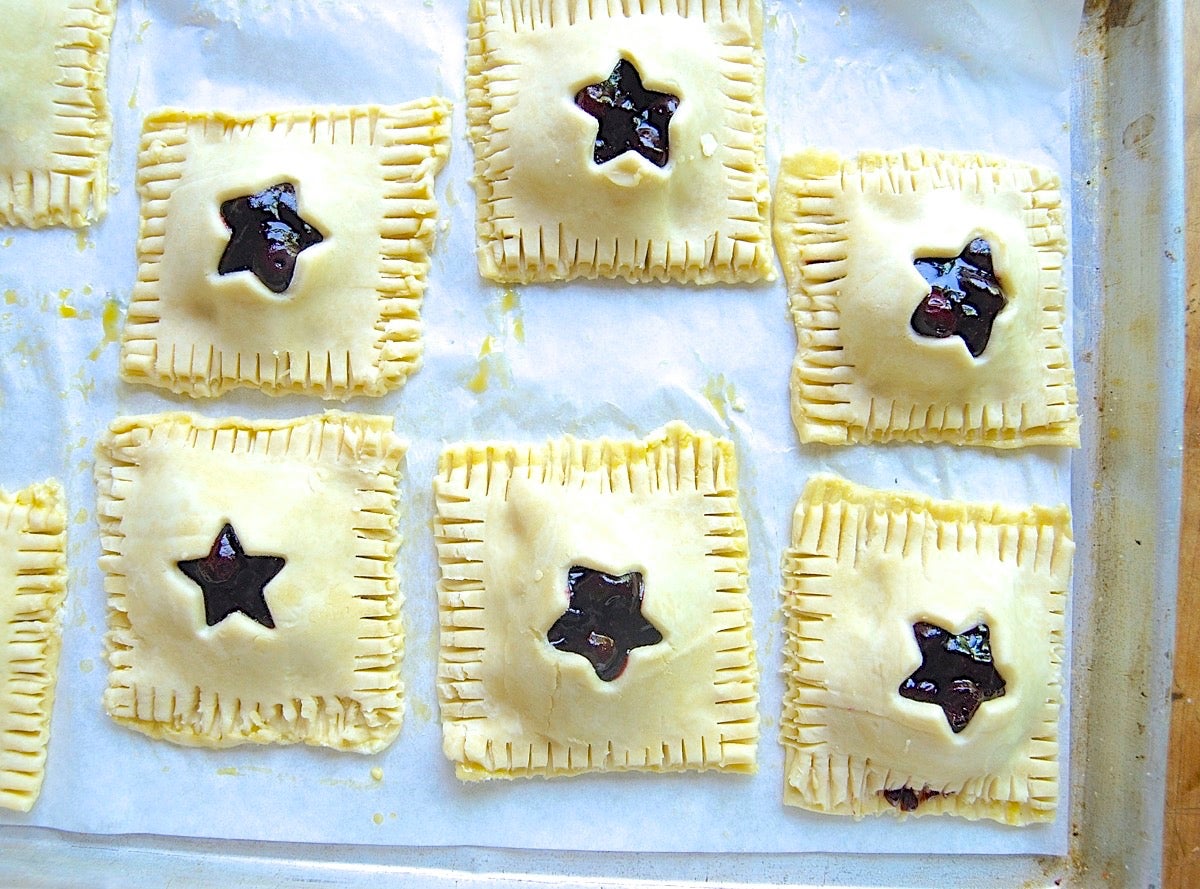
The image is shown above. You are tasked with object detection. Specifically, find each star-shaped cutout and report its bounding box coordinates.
[909,237,1007,357]
[574,59,680,168]
[177,523,285,629]
[546,565,663,681]
[218,182,324,294]
[898,621,1006,733]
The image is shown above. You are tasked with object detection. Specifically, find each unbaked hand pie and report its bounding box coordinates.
[0,0,114,228]
[0,481,67,812]
[120,100,451,399]
[780,475,1072,824]
[434,422,758,779]
[774,148,1079,447]
[467,0,774,284]
[95,412,406,752]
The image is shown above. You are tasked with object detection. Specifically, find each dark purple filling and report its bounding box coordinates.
[218,182,324,294]
[546,566,663,681]
[882,786,943,812]
[575,59,679,168]
[898,621,1006,733]
[910,237,1006,357]
[177,523,284,629]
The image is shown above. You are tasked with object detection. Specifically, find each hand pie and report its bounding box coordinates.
[434,423,758,779]
[0,481,67,812]
[467,0,773,284]
[120,101,451,399]
[780,475,1072,824]
[95,412,406,752]
[0,0,114,228]
[774,148,1079,447]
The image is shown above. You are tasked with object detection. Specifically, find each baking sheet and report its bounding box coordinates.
[0,0,1095,865]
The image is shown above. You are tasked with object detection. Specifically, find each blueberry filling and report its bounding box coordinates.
[575,59,679,168]
[898,620,1006,733]
[177,523,284,629]
[546,565,663,681]
[218,182,323,294]
[910,237,1006,357]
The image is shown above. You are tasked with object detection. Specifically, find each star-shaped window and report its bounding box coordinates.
[574,59,680,169]
[218,182,324,294]
[177,523,285,629]
[898,620,1006,733]
[546,565,663,681]
[909,237,1006,357]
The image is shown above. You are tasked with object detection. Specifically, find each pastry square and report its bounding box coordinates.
[434,422,757,779]
[467,0,773,284]
[774,148,1079,447]
[120,100,451,399]
[0,481,67,812]
[95,412,406,752]
[780,475,1072,825]
[0,0,114,228]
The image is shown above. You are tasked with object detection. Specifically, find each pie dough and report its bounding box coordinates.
[780,475,1072,824]
[0,0,114,228]
[774,148,1079,447]
[95,412,407,752]
[434,422,758,779]
[467,0,774,284]
[120,100,451,399]
[0,481,67,812]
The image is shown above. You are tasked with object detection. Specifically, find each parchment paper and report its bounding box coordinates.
[0,0,1084,857]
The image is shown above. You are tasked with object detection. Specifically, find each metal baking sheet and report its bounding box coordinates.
[0,0,1185,884]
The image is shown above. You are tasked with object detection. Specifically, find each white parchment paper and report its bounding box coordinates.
[0,0,1084,857]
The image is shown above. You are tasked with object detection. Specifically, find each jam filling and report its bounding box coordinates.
[177,523,285,629]
[575,59,680,168]
[218,182,324,294]
[898,621,1006,733]
[909,237,1006,357]
[882,786,943,812]
[546,565,663,681]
